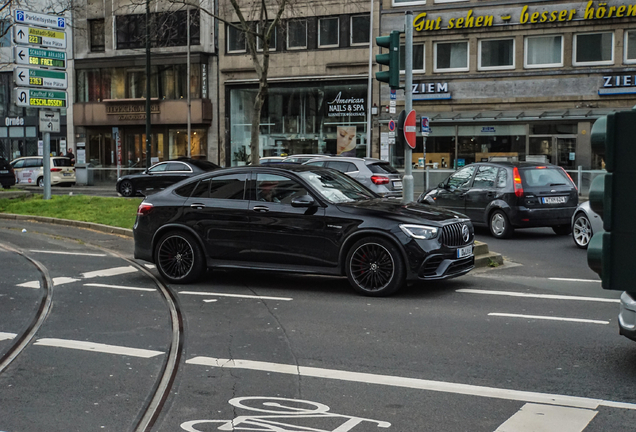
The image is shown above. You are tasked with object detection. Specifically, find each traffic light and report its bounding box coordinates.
[375,31,401,89]
[587,111,636,289]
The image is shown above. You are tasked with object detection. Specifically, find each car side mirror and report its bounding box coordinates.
[291,195,316,208]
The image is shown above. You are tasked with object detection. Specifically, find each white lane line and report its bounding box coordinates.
[0,332,17,341]
[29,250,107,257]
[185,357,636,411]
[495,403,597,432]
[17,277,79,289]
[203,299,218,303]
[458,289,620,304]
[549,278,601,283]
[179,291,293,301]
[81,266,138,279]
[488,313,609,325]
[84,283,156,292]
[144,264,155,269]
[34,338,164,358]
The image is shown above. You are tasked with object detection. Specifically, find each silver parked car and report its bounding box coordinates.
[570,201,603,249]
[303,157,403,198]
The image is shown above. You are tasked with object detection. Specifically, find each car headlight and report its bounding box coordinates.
[399,224,439,240]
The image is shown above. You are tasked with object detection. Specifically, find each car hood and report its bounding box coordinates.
[336,198,469,224]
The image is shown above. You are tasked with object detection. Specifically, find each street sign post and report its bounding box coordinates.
[14,67,67,89]
[421,116,430,136]
[388,119,396,132]
[39,110,60,133]
[15,88,67,108]
[404,110,417,149]
[14,46,66,68]
[15,10,66,30]
[13,25,67,49]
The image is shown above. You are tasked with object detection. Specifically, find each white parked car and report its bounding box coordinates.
[11,156,76,187]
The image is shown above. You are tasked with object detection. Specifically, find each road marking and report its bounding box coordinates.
[29,250,107,257]
[84,283,156,292]
[144,264,155,269]
[458,289,620,303]
[179,291,293,301]
[81,266,138,279]
[495,403,597,432]
[34,338,164,358]
[17,276,79,289]
[549,278,601,283]
[203,299,218,303]
[488,313,609,325]
[0,332,17,341]
[185,357,636,410]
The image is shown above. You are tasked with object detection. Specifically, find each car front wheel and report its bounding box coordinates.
[119,180,135,197]
[37,177,44,187]
[345,237,405,297]
[489,209,513,239]
[572,213,592,249]
[155,231,206,284]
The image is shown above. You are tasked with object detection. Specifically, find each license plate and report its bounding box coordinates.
[0,170,8,174]
[542,196,567,204]
[393,181,403,189]
[63,172,72,176]
[457,245,473,258]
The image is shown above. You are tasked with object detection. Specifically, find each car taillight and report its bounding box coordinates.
[137,203,154,216]
[371,175,390,185]
[561,167,577,190]
[50,168,62,172]
[513,167,524,197]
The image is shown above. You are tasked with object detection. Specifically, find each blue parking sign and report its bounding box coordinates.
[421,116,431,136]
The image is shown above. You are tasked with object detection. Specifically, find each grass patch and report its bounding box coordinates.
[0,195,142,229]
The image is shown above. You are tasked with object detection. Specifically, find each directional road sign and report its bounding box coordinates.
[39,110,60,133]
[14,88,67,108]
[15,10,66,30]
[14,25,67,49]
[14,67,68,89]
[14,47,66,69]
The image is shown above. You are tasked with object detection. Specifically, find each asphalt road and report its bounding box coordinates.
[0,219,633,432]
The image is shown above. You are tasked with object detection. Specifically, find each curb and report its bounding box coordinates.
[0,213,133,238]
[474,241,504,268]
[0,191,32,200]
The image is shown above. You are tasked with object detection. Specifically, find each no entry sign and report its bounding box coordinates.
[404,110,417,149]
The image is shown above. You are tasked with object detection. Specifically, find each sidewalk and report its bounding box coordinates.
[13,183,119,197]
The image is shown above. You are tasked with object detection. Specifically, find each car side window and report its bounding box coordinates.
[175,181,200,198]
[25,159,40,168]
[167,162,190,172]
[190,179,211,198]
[256,173,309,204]
[496,168,508,188]
[12,160,25,168]
[305,161,326,167]
[148,163,168,173]
[327,161,357,173]
[447,166,475,189]
[473,166,498,188]
[209,173,248,200]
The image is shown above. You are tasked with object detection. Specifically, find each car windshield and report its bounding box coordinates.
[297,169,377,203]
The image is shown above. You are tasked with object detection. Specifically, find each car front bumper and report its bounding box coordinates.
[619,291,636,341]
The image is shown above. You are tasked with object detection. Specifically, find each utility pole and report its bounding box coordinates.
[365,0,374,158]
[145,0,152,169]
[402,11,414,204]
[187,5,192,158]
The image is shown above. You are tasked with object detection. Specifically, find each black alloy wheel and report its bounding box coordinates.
[119,180,135,197]
[345,237,405,297]
[552,224,571,236]
[489,209,513,239]
[155,231,205,283]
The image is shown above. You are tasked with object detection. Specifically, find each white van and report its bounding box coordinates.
[11,156,76,187]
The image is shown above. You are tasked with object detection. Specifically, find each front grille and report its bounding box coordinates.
[446,256,475,275]
[440,223,470,247]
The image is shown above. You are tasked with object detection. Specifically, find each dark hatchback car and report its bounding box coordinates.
[418,162,578,239]
[0,156,16,189]
[116,158,220,197]
[133,165,475,296]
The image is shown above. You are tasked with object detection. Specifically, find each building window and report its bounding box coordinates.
[479,38,514,70]
[287,19,307,49]
[525,35,563,68]
[400,44,425,73]
[227,24,246,53]
[625,31,636,64]
[350,15,370,46]
[257,21,277,52]
[392,0,426,6]
[434,41,469,72]
[574,32,613,66]
[319,17,339,48]
[89,19,105,52]
[116,10,199,50]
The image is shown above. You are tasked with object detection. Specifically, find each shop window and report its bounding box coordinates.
[400,44,425,73]
[350,15,370,46]
[625,31,636,64]
[257,21,277,52]
[227,24,246,53]
[169,129,207,159]
[287,19,307,49]
[573,32,613,66]
[89,19,105,52]
[0,20,12,47]
[434,41,469,72]
[319,17,339,48]
[479,38,514,70]
[524,35,563,68]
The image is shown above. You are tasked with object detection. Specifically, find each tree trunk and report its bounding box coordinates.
[250,77,268,166]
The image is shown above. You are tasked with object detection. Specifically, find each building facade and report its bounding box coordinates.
[379,0,636,171]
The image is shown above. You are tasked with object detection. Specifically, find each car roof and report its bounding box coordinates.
[471,161,561,169]
[306,156,388,163]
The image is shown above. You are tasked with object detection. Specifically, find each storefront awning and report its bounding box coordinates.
[424,108,622,123]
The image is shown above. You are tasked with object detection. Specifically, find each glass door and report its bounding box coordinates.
[556,136,577,169]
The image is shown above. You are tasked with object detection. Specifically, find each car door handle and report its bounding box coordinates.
[190,203,206,209]
[253,205,270,212]
[487,191,496,197]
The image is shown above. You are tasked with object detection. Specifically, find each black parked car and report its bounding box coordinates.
[0,156,16,189]
[418,162,578,239]
[133,165,475,296]
[116,158,220,197]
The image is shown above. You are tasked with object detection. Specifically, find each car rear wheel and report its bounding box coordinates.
[489,210,513,239]
[119,180,134,197]
[37,177,44,187]
[155,231,206,284]
[552,225,571,236]
[572,213,592,249]
[345,237,405,297]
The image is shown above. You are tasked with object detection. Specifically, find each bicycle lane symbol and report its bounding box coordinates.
[180,396,391,432]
